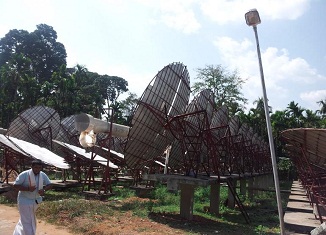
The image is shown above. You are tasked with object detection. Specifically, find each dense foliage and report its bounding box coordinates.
[1,24,325,151]
[0,24,133,128]
[192,64,248,115]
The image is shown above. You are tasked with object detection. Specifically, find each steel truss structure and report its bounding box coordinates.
[281,128,326,223]
[124,62,191,181]
[0,62,273,201]
[0,106,123,195]
[125,62,272,182]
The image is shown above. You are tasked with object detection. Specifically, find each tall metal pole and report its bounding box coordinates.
[253,25,285,234]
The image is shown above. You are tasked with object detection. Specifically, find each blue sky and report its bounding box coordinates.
[1,0,325,112]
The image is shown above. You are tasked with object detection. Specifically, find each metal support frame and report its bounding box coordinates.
[166,110,211,177]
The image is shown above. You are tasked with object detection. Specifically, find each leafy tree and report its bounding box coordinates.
[286,101,304,128]
[32,24,66,82]
[0,24,67,128]
[302,109,321,128]
[119,92,139,125]
[0,29,30,66]
[95,75,128,107]
[271,110,291,158]
[271,110,289,132]
[317,99,326,117]
[37,65,129,120]
[319,119,326,128]
[0,53,40,127]
[0,24,132,129]
[0,24,67,84]
[39,64,80,117]
[88,73,128,120]
[70,65,98,115]
[270,104,323,158]
[192,64,247,115]
[250,98,267,137]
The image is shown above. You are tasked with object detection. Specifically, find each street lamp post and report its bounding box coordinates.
[245,9,285,234]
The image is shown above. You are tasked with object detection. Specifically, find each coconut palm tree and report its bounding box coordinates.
[286,101,304,128]
[303,109,321,128]
[317,99,326,117]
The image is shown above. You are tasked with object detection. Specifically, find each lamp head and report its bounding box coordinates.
[245,9,261,26]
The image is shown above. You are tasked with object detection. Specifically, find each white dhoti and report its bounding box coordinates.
[13,203,38,235]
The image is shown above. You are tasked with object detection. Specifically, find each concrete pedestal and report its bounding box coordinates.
[227,178,236,208]
[142,173,261,220]
[210,183,220,215]
[240,178,247,196]
[180,184,195,220]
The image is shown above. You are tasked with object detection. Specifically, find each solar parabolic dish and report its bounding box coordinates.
[6,106,61,148]
[124,62,191,170]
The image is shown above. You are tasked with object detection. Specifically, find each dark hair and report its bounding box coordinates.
[31,159,43,166]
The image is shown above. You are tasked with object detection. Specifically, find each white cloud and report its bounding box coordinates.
[263,48,323,84]
[0,0,321,112]
[261,0,310,20]
[161,9,201,34]
[213,36,261,86]
[199,0,310,25]
[213,36,325,110]
[137,0,201,34]
[300,90,326,110]
[78,0,311,36]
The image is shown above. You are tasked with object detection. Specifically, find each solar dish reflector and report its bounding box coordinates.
[7,106,60,148]
[124,62,190,170]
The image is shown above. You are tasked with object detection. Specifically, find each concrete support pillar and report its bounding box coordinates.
[248,177,254,200]
[268,174,274,187]
[227,179,236,209]
[258,175,265,196]
[263,174,270,190]
[240,178,247,197]
[253,176,259,196]
[180,184,195,220]
[210,183,220,215]
[254,176,259,196]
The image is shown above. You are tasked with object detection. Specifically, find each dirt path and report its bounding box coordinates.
[0,204,74,235]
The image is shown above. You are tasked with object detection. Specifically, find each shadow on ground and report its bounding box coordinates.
[148,212,275,235]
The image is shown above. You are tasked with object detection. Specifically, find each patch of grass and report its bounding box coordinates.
[45,187,84,201]
[150,184,180,206]
[38,199,115,221]
[194,185,210,202]
[1,179,293,234]
[112,184,136,199]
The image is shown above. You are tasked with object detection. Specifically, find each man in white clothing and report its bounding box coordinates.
[13,159,52,235]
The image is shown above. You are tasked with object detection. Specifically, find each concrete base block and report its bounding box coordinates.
[311,222,326,235]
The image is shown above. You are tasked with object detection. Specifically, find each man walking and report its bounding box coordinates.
[13,159,52,235]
